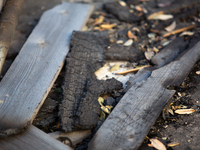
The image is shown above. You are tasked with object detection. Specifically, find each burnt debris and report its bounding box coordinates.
[59,31,122,131]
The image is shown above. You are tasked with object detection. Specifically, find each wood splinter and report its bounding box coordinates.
[115,65,150,75]
[163,24,197,37]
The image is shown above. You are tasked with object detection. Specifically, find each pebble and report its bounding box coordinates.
[106,97,115,106]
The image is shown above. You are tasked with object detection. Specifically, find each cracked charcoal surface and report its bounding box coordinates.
[106,43,145,61]
[104,2,143,23]
[60,31,122,131]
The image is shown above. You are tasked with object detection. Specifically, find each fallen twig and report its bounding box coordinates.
[163,24,197,37]
[115,65,150,75]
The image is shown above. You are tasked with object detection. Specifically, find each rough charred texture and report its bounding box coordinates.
[105,43,144,61]
[104,2,143,23]
[124,37,189,92]
[150,37,188,67]
[60,31,122,131]
[33,98,58,130]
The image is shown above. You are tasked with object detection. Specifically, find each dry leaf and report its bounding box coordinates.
[100,110,106,121]
[175,109,195,114]
[167,142,180,147]
[165,21,176,32]
[149,138,166,150]
[82,26,88,31]
[93,15,104,25]
[144,51,155,60]
[153,47,159,53]
[135,5,143,11]
[98,97,104,106]
[132,27,140,33]
[110,65,120,72]
[117,0,126,7]
[148,11,164,20]
[149,14,173,20]
[106,105,113,110]
[101,106,111,114]
[196,71,200,74]
[127,30,137,40]
[168,109,174,115]
[180,31,194,36]
[148,33,156,41]
[116,40,124,44]
[100,23,117,29]
[123,39,133,46]
[93,27,101,30]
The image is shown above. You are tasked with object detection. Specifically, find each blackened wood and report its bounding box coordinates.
[60,31,122,131]
[0,2,93,137]
[88,40,200,150]
[146,0,200,20]
[124,37,188,92]
[104,2,143,23]
[105,44,145,61]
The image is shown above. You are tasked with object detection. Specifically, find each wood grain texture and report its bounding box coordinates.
[0,2,93,137]
[0,125,72,150]
[88,41,200,150]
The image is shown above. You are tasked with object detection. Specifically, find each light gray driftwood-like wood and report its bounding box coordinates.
[0,2,93,137]
[0,125,72,150]
[88,41,200,150]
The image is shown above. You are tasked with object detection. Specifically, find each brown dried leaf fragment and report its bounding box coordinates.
[167,142,180,147]
[149,138,167,150]
[175,109,195,114]
[123,39,133,46]
[135,5,143,11]
[165,21,176,32]
[100,23,117,29]
[93,15,104,26]
[127,30,137,41]
[117,0,126,7]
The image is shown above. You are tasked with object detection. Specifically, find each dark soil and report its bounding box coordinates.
[4,0,200,149]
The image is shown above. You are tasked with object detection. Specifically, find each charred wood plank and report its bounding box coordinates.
[0,2,93,137]
[88,40,200,150]
[60,31,122,131]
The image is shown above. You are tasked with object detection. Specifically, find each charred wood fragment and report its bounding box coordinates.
[60,31,122,131]
[104,2,144,23]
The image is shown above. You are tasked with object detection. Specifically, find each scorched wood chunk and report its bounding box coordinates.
[104,2,143,23]
[59,31,122,131]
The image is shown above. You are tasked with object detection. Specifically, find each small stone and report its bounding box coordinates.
[123,39,133,46]
[144,51,155,60]
[112,90,121,98]
[106,97,115,106]
[196,71,200,74]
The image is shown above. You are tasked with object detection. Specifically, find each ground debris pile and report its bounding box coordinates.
[59,31,122,131]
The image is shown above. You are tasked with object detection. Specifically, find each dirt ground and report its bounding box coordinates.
[4,0,200,149]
